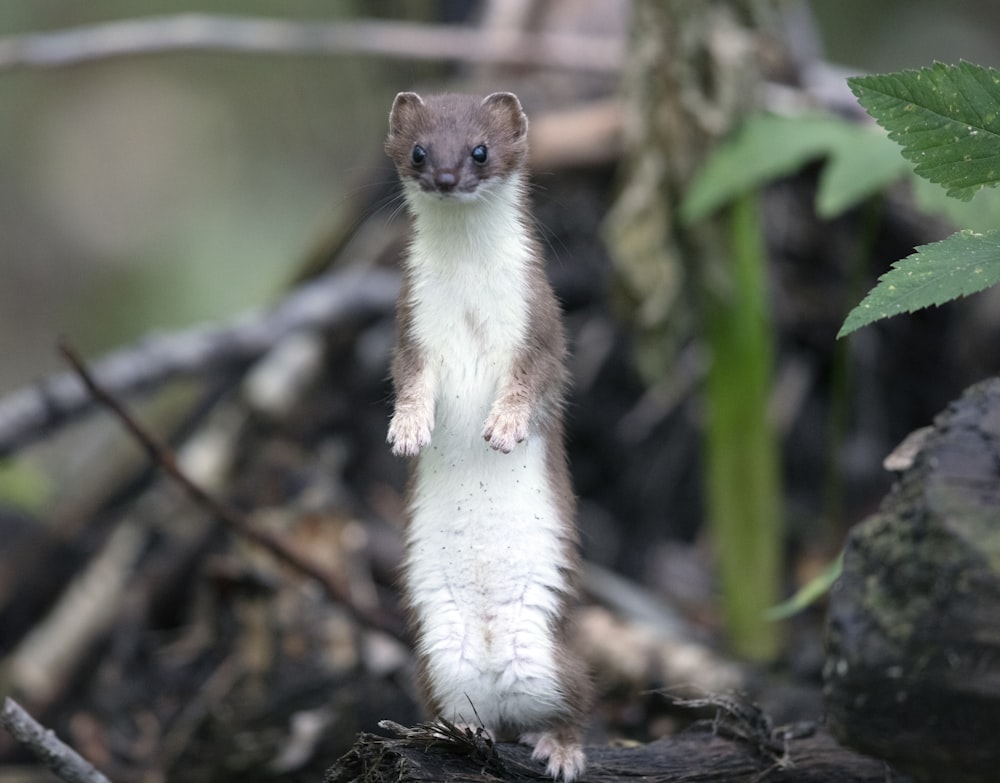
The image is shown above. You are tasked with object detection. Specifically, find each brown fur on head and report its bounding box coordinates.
[385,92,529,197]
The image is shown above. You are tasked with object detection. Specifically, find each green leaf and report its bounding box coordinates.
[0,458,52,512]
[816,128,910,218]
[849,62,1000,201]
[764,552,843,621]
[681,113,851,223]
[838,228,1000,337]
[682,112,910,223]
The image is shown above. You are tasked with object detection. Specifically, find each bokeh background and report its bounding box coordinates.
[2,0,999,395]
[2,2,1000,779]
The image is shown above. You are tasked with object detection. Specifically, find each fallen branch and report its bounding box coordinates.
[57,339,404,640]
[4,522,148,704]
[0,697,113,783]
[0,265,399,458]
[326,721,907,783]
[0,14,623,73]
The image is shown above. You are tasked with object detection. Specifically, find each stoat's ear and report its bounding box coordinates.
[388,92,425,137]
[482,92,527,139]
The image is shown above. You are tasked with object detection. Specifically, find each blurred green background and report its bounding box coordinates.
[0,1,439,393]
[1,0,998,395]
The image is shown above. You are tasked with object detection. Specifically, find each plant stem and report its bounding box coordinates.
[702,190,783,661]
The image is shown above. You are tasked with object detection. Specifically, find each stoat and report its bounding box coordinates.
[385,91,590,781]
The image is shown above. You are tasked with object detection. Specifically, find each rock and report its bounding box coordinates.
[824,378,1000,783]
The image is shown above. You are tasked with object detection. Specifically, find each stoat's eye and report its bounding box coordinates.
[411,145,427,165]
[471,144,488,164]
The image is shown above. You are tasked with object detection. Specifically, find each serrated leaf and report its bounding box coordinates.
[681,113,852,223]
[838,228,1000,337]
[849,62,1000,201]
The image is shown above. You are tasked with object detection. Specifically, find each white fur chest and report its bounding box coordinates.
[401,181,571,730]
[405,182,531,432]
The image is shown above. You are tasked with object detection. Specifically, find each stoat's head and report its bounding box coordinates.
[385,92,528,202]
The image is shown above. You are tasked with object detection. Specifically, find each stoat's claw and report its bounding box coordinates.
[388,412,432,457]
[528,730,586,782]
[482,408,529,453]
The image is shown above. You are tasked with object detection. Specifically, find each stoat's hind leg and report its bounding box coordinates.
[522,726,586,782]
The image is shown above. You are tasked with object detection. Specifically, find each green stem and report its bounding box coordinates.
[702,190,783,661]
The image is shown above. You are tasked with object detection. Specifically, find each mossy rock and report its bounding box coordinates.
[824,378,1000,783]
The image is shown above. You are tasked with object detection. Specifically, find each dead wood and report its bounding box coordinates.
[324,719,908,783]
[0,698,113,783]
[0,266,399,458]
[0,268,399,457]
[55,340,403,641]
[0,14,622,73]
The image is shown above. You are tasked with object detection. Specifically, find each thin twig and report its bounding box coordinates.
[57,338,404,639]
[0,266,399,458]
[0,697,113,783]
[0,14,622,73]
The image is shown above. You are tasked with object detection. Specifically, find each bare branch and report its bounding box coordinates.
[57,339,404,640]
[6,522,147,704]
[0,14,623,73]
[0,266,399,458]
[0,697,113,783]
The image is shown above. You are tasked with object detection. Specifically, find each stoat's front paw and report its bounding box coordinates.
[388,411,432,457]
[528,730,586,782]
[482,406,529,453]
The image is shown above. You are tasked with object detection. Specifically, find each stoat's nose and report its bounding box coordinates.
[435,171,457,191]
